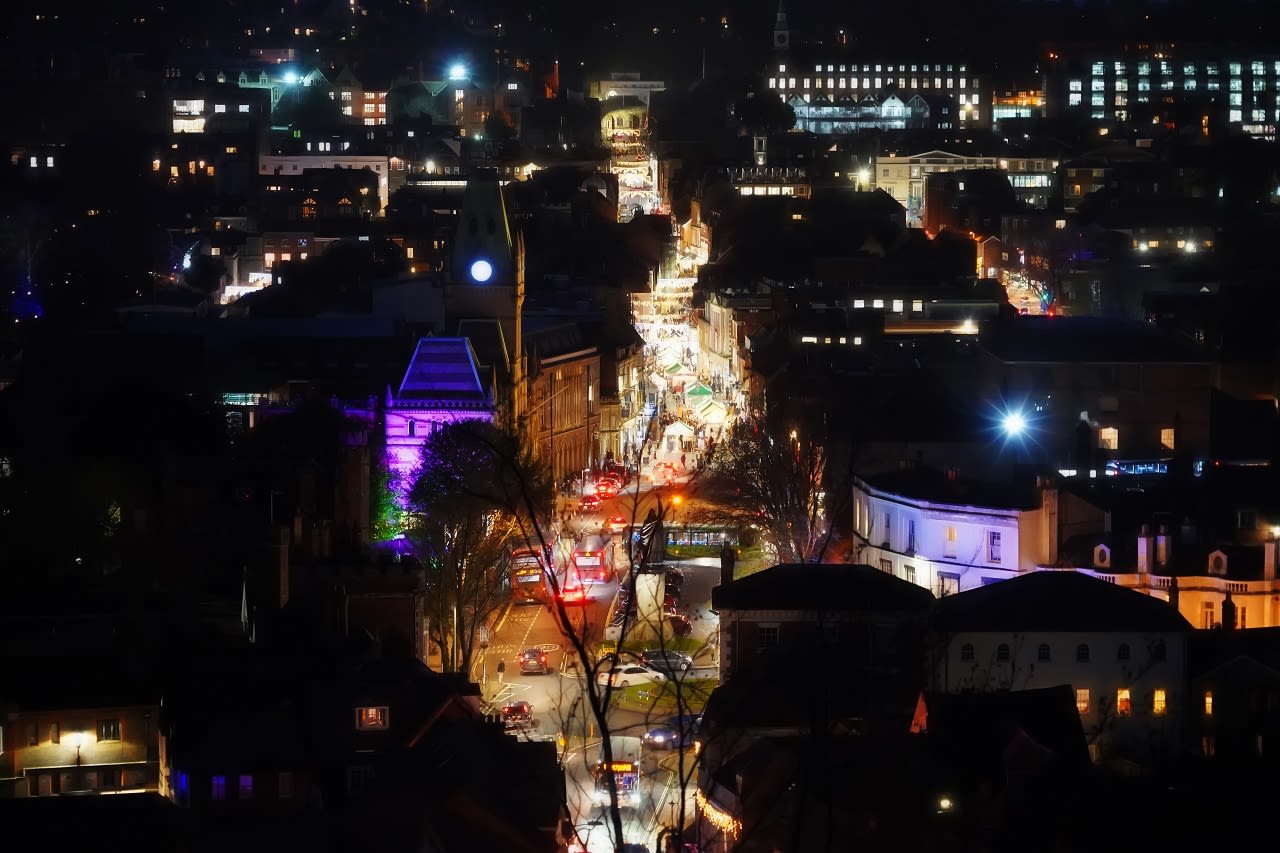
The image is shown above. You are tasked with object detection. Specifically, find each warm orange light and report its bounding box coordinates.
[672,495,683,506]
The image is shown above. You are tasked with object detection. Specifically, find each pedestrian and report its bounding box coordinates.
[497,659,506,684]
[680,452,687,470]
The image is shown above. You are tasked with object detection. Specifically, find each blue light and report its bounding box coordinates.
[469,259,493,283]
[449,64,467,81]
[1001,410,1027,437]
[283,71,298,85]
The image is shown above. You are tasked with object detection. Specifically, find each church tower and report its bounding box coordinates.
[773,1,791,53]
[446,169,526,422]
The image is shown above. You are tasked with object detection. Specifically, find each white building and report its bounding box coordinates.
[852,471,1039,596]
[933,570,1191,766]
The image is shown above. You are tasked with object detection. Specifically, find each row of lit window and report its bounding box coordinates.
[264,251,308,267]
[1091,60,1279,77]
[154,160,215,178]
[19,718,121,746]
[962,641,1164,664]
[1133,239,1212,252]
[772,77,975,93]
[799,335,864,345]
[1075,687,1168,716]
[780,63,967,75]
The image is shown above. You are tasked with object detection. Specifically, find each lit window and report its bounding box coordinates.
[872,299,884,308]
[211,775,226,800]
[239,774,254,798]
[853,299,865,308]
[853,336,862,346]
[211,247,221,256]
[892,299,904,312]
[1099,427,1119,450]
[265,252,276,267]
[1153,688,1167,716]
[912,299,923,312]
[214,104,226,113]
[152,159,161,171]
[800,336,818,343]
[406,247,414,259]
[238,104,249,113]
[280,253,291,262]
[1160,428,1175,450]
[1204,691,1214,716]
[1116,688,1132,716]
[1076,688,1090,714]
[97,719,120,741]
[356,706,389,731]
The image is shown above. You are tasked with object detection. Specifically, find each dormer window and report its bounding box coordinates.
[356,706,389,731]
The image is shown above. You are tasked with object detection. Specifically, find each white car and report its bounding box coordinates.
[597,665,667,688]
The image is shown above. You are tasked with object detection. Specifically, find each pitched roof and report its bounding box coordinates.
[979,316,1209,364]
[395,337,487,404]
[712,563,935,612]
[935,571,1192,633]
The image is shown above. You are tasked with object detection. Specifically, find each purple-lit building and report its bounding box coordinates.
[384,337,494,494]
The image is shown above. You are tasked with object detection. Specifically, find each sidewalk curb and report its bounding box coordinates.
[492,600,514,635]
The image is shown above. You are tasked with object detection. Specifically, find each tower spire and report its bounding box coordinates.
[773,1,791,51]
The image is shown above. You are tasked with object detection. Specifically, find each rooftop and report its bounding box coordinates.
[712,562,935,612]
[979,316,1209,363]
[858,467,1037,511]
[935,570,1192,633]
[395,337,488,404]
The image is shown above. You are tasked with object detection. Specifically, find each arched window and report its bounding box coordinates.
[337,197,354,216]
[996,643,1011,662]
[1117,643,1131,661]
[1076,643,1091,663]
[302,197,318,219]
[960,643,975,661]
[1037,643,1051,662]
[407,420,416,437]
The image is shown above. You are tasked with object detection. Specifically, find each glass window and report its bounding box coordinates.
[996,643,1011,662]
[1161,428,1176,450]
[1116,688,1132,716]
[1037,643,1051,661]
[988,531,1002,563]
[960,643,975,661]
[1099,427,1119,450]
[1118,643,1131,660]
[355,706,389,731]
[211,775,227,800]
[239,774,254,799]
[1076,688,1090,714]
[1153,688,1168,716]
[97,719,121,741]
[1204,691,1214,716]
[1076,643,1091,662]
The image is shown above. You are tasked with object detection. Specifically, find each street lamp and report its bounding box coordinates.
[1001,410,1027,438]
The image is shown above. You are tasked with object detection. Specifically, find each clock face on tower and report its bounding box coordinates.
[469,258,494,283]
[776,33,788,46]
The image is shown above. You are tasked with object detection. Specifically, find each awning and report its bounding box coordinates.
[685,382,713,398]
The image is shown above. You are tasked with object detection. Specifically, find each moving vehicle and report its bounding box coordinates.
[510,547,549,604]
[643,715,701,750]
[578,494,601,512]
[605,515,628,532]
[560,582,588,605]
[592,735,644,808]
[597,664,666,689]
[501,700,533,729]
[573,533,616,585]
[640,648,693,673]
[518,647,550,674]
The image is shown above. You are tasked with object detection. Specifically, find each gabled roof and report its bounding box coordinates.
[935,571,1192,633]
[395,337,488,404]
[713,563,935,612]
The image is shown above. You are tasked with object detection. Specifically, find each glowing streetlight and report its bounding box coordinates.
[283,71,298,85]
[449,64,468,81]
[1001,410,1027,437]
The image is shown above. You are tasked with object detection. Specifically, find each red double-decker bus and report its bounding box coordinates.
[572,534,616,585]
[510,547,550,604]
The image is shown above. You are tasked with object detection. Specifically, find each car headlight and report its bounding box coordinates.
[652,734,665,742]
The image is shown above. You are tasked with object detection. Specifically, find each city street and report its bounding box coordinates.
[478,496,722,852]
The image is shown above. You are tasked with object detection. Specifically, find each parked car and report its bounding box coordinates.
[640,648,693,673]
[518,647,549,674]
[501,700,533,729]
[606,515,628,532]
[597,665,667,688]
[595,480,619,499]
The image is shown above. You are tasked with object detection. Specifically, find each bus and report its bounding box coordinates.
[573,533,616,585]
[510,546,550,604]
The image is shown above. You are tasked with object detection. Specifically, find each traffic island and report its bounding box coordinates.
[610,678,716,715]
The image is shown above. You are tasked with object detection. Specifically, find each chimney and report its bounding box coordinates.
[720,541,737,588]
[1266,538,1279,581]
[1156,524,1171,568]
[1137,523,1154,574]
[272,524,291,609]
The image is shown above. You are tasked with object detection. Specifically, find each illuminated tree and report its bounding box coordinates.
[405,420,552,672]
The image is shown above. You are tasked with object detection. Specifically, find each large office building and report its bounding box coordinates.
[765,5,988,132]
[1053,47,1280,139]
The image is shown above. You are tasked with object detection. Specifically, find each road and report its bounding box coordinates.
[480,489,722,852]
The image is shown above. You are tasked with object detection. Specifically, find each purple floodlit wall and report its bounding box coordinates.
[385,406,492,504]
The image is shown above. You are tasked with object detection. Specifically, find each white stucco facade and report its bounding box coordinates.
[935,626,1187,763]
[853,476,1032,596]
